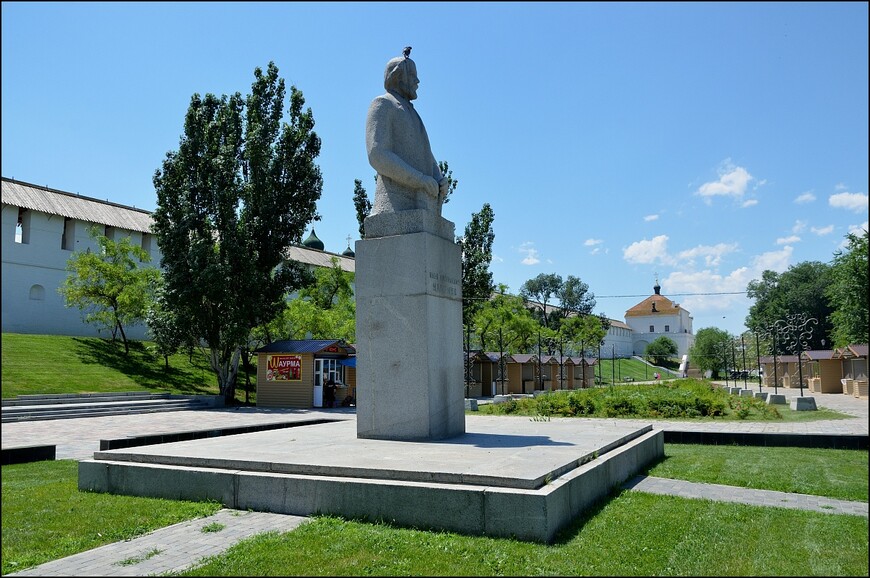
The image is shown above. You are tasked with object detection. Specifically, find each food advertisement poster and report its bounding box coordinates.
[266,354,302,381]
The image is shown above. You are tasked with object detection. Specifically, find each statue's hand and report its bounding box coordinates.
[421,174,440,199]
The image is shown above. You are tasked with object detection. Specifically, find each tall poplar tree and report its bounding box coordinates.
[458,203,495,326]
[827,229,869,347]
[152,62,322,403]
[352,178,371,238]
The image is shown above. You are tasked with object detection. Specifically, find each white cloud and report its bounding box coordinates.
[589,247,601,255]
[794,192,816,204]
[643,214,659,222]
[792,220,807,234]
[663,269,751,317]
[584,238,603,247]
[695,161,753,203]
[519,242,539,265]
[829,191,869,213]
[677,243,738,268]
[844,221,869,245]
[491,253,504,263]
[662,246,793,319]
[776,235,801,245]
[810,225,834,236]
[751,246,793,273]
[741,199,758,208]
[623,235,675,265]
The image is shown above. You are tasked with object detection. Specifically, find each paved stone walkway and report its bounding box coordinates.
[624,475,869,517]
[7,509,308,577]
[4,386,867,576]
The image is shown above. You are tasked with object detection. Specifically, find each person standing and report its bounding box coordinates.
[324,377,337,408]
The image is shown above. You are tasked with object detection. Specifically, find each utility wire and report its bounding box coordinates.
[596,291,747,298]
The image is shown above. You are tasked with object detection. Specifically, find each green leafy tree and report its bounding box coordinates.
[827,229,869,347]
[301,257,354,310]
[646,335,679,366]
[152,62,322,404]
[59,225,160,354]
[472,284,538,353]
[520,273,597,330]
[458,203,495,326]
[689,327,733,378]
[553,275,596,324]
[437,160,457,205]
[520,273,563,329]
[258,258,356,343]
[560,314,607,355]
[352,178,371,238]
[146,279,193,369]
[745,261,834,351]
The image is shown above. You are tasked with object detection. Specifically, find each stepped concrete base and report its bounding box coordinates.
[767,394,787,405]
[79,416,662,543]
[754,392,769,401]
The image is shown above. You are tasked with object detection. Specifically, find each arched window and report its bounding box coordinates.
[29,284,45,301]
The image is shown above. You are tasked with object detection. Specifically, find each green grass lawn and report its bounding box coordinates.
[1,460,222,575]
[645,444,869,502]
[1,333,256,403]
[175,497,868,576]
[594,356,681,384]
[3,446,867,576]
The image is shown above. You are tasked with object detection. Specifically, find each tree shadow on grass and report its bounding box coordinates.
[71,338,214,395]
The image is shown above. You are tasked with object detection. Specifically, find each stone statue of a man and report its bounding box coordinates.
[366,49,449,217]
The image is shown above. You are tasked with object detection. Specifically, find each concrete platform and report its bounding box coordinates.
[79,415,662,543]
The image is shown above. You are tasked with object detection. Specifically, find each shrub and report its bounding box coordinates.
[568,393,596,416]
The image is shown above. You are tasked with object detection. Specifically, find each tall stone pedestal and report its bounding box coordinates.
[355,211,465,440]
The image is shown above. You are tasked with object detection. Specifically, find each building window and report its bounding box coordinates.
[62,217,74,250]
[15,208,30,244]
[649,325,655,333]
[141,232,152,254]
[29,284,45,301]
[665,325,670,332]
[315,358,345,386]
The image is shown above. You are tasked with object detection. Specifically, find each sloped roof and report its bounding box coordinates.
[567,356,597,366]
[833,344,869,359]
[284,245,355,273]
[625,294,682,317]
[801,349,835,361]
[3,177,355,273]
[254,339,355,355]
[2,177,153,233]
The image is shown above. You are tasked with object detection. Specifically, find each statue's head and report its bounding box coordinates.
[384,55,418,101]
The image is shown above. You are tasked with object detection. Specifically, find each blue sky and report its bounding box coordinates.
[3,2,868,337]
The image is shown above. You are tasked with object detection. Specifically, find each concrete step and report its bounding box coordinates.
[1,393,222,423]
[1,392,175,407]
